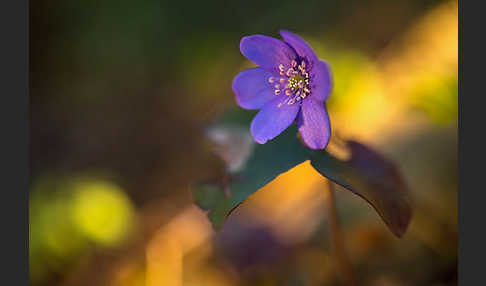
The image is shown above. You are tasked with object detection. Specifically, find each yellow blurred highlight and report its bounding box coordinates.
[240,161,328,245]
[111,261,146,286]
[146,206,225,286]
[307,1,457,146]
[183,267,236,286]
[379,0,457,84]
[331,65,398,143]
[30,177,88,283]
[42,199,88,261]
[374,0,457,138]
[145,163,334,285]
[409,75,457,124]
[71,180,136,246]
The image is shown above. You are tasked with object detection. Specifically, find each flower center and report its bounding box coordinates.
[268,60,311,106]
[288,75,305,90]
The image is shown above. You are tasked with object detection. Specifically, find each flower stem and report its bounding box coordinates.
[323,179,356,286]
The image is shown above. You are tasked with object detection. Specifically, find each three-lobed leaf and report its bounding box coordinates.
[310,141,411,237]
[192,108,412,237]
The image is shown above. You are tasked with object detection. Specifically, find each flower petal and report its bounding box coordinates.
[310,60,333,102]
[240,35,297,73]
[250,95,300,144]
[280,30,319,66]
[297,98,331,150]
[232,68,278,110]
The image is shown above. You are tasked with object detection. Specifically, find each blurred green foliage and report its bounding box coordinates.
[410,75,458,124]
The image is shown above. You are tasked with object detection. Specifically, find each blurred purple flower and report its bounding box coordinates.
[232,30,333,149]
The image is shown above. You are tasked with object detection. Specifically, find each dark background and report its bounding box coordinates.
[30,0,458,285]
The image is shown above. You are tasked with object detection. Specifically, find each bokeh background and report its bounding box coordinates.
[30,0,458,285]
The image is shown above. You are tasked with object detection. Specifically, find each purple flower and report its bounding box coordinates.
[232,30,333,150]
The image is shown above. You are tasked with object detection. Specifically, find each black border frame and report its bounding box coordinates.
[1,0,28,284]
[458,0,482,285]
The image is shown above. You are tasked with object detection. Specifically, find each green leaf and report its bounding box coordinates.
[193,124,312,229]
[192,108,412,237]
[191,182,232,228]
[310,141,412,237]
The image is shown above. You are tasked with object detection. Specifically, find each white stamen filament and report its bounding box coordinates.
[272,60,311,106]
